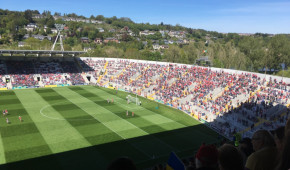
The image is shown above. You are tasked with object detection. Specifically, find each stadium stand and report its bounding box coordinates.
[0,57,289,141]
[1,56,290,170]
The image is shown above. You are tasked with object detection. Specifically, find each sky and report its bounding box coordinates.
[1,0,290,34]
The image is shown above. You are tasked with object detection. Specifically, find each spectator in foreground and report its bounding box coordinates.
[238,137,253,166]
[271,126,285,153]
[218,144,244,170]
[245,130,277,170]
[195,144,218,170]
[275,130,290,170]
[107,157,136,170]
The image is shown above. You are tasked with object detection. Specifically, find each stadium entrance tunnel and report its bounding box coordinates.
[87,76,91,81]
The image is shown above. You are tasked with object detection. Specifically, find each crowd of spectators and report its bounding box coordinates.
[108,119,290,170]
[0,75,6,88]
[1,58,289,139]
[0,59,86,87]
[0,57,290,170]
[84,58,289,138]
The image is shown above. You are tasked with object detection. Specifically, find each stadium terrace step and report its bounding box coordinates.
[188,83,196,92]
[150,74,160,82]
[211,87,224,100]
[168,78,176,87]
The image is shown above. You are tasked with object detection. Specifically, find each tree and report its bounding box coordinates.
[104,46,124,58]
[267,35,290,70]
[88,30,99,40]
[46,16,55,28]
[24,10,34,23]
[54,12,61,16]
[64,37,76,46]
[238,36,264,71]
[55,18,64,24]
[140,50,161,61]
[96,15,105,21]
[89,15,95,20]
[125,48,139,59]
[25,37,41,49]
[183,43,198,64]
[121,33,132,42]
[42,10,51,17]
[40,39,52,50]
[164,45,180,63]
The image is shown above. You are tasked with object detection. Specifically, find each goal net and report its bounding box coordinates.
[126,95,140,105]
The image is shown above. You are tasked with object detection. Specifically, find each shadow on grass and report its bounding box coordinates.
[0,124,222,170]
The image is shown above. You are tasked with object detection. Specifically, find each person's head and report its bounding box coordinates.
[286,118,290,134]
[272,126,285,151]
[252,130,275,151]
[195,144,218,168]
[218,144,244,170]
[239,137,253,157]
[276,130,290,170]
[107,157,136,170]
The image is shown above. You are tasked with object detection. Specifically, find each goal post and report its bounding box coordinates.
[126,95,140,105]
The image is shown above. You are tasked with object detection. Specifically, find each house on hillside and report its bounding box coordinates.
[53,16,63,20]
[91,20,103,24]
[23,34,30,39]
[25,23,38,32]
[81,37,89,43]
[109,29,116,33]
[97,28,105,33]
[94,38,102,44]
[142,41,148,46]
[139,30,155,36]
[64,26,69,31]
[160,45,169,49]
[176,39,185,44]
[83,47,94,52]
[51,28,58,34]
[159,30,169,37]
[153,43,160,50]
[32,34,52,41]
[104,37,119,43]
[168,31,187,38]
[168,40,174,44]
[18,41,27,47]
[32,14,45,19]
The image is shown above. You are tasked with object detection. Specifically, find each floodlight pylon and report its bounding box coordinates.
[51,24,65,51]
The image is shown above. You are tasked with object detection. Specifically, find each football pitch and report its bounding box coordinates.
[0,85,220,169]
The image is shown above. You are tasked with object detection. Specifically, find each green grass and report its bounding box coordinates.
[0,85,221,170]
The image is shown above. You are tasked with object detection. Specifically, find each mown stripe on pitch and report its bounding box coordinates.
[79,86,218,154]
[69,86,180,154]
[15,89,91,154]
[0,123,39,138]
[0,90,53,163]
[99,86,200,127]
[53,87,148,138]
[75,86,184,133]
[53,87,153,160]
[5,145,52,163]
[36,88,125,147]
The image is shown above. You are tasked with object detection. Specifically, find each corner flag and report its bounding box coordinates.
[166,152,185,170]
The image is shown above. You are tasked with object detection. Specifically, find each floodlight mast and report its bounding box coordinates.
[51,24,65,51]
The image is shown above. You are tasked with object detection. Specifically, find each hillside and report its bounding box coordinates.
[0,9,289,76]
